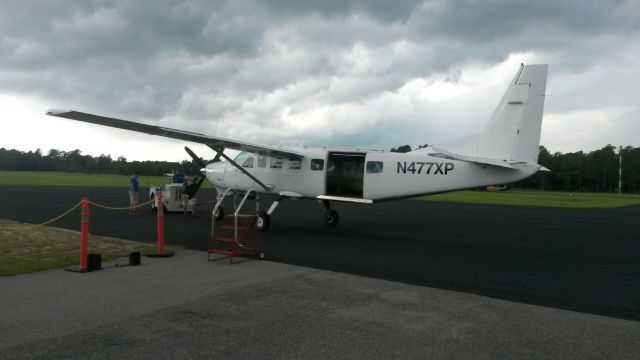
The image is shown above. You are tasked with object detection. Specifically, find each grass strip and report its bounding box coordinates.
[419,190,640,208]
[0,219,180,276]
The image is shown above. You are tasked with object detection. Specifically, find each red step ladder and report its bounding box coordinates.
[208,189,263,264]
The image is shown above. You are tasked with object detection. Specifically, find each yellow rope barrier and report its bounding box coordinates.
[1,197,155,232]
[28,201,82,229]
[88,198,154,211]
[1,201,84,230]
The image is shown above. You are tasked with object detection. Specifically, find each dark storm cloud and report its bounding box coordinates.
[1,0,639,152]
[262,0,423,22]
[409,0,638,41]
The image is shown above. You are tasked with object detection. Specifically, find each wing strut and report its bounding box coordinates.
[206,145,271,192]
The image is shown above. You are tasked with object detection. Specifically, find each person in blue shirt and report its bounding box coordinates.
[172,170,185,184]
[129,171,139,214]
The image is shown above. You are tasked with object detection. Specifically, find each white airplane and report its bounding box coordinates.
[47,64,548,231]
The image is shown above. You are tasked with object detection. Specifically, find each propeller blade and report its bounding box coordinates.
[184,146,206,168]
[190,175,206,197]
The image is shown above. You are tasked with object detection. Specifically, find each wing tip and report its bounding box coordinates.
[46,109,72,116]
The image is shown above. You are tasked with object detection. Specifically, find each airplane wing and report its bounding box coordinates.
[46,109,303,158]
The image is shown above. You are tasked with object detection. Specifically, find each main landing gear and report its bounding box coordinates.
[264,197,340,228]
[214,192,341,231]
[322,200,339,227]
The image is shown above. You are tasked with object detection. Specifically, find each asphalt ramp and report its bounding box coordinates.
[1,250,639,359]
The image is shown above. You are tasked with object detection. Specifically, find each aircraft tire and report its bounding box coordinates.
[214,206,224,220]
[257,251,265,260]
[323,209,339,227]
[256,211,270,232]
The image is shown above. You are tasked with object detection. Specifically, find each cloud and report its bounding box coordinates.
[542,107,638,153]
[0,0,639,160]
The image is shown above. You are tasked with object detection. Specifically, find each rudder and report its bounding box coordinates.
[477,64,548,163]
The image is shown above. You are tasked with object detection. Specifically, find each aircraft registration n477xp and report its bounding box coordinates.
[47,64,548,231]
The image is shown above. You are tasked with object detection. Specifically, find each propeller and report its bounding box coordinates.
[183,146,218,198]
[184,146,207,168]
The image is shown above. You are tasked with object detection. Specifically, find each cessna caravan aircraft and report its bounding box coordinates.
[47,64,548,231]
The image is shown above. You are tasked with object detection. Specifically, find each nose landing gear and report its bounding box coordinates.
[256,211,270,232]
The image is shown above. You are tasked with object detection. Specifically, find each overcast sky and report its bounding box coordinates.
[1,0,638,161]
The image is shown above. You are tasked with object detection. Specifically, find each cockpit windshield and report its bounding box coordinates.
[233,151,250,163]
[233,151,256,168]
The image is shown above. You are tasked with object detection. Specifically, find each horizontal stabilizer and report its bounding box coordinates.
[430,147,516,169]
[430,147,549,171]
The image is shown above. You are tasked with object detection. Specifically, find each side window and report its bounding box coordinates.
[242,156,254,168]
[310,159,324,171]
[257,155,267,168]
[289,158,301,170]
[270,157,283,169]
[366,161,383,174]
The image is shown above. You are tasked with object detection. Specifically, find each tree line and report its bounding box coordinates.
[2,145,639,193]
[0,148,201,176]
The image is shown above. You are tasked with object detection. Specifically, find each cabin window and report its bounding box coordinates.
[289,158,301,170]
[242,156,254,168]
[270,157,283,169]
[257,155,267,168]
[366,161,383,174]
[310,159,324,171]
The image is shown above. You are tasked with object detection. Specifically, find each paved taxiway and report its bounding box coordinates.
[1,185,639,322]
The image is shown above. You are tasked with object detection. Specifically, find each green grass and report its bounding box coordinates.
[0,171,210,188]
[419,190,640,208]
[0,219,181,276]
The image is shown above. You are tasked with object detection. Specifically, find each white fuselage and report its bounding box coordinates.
[204,147,539,202]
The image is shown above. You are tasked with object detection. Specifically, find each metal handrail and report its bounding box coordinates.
[234,189,258,243]
[234,189,257,216]
[211,188,234,240]
[211,188,261,247]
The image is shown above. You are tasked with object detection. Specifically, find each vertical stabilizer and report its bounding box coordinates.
[478,64,548,163]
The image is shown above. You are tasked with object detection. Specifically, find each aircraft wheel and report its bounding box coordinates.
[323,209,339,227]
[257,251,265,260]
[214,206,224,220]
[256,211,270,232]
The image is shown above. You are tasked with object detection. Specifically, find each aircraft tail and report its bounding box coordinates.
[428,64,548,168]
[477,64,548,163]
